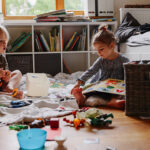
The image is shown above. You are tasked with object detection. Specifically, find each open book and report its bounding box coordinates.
[82,79,125,95]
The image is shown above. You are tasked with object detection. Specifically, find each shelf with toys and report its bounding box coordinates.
[3,20,117,75]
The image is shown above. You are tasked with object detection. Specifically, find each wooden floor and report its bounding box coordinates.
[0,108,150,150]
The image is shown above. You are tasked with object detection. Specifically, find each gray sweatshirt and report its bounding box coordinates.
[79,54,129,84]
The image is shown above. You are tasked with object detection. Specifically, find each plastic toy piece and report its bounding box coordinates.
[29,119,45,128]
[97,113,114,119]
[11,88,18,97]
[63,117,85,129]
[50,118,59,129]
[10,100,32,108]
[89,113,113,127]
[9,124,28,131]
[90,118,112,127]
[72,110,77,118]
[73,118,80,129]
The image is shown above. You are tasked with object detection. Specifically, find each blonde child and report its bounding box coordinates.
[71,25,129,109]
[0,25,23,99]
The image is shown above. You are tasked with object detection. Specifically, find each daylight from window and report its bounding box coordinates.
[6,0,55,16]
[65,0,84,10]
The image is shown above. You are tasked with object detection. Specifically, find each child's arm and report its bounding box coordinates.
[0,68,4,78]
[2,70,11,83]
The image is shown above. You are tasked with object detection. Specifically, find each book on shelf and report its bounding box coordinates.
[72,36,80,51]
[80,27,87,51]
[39,32,50,52]
[92,18,116,22]
[49,27,60,52]
[64,32,78,51]
[69,35,80,51]
[36,18,61,22]
[55,32,60,52]
[82,78,125,96]
[74,27,87,51]
[34,31,44,52]
[11,32,27,48]
[8,32,32,53]
[35,16,61,22]
[36,9,66,18]
[34,32,41,52]
[35,38,40,52]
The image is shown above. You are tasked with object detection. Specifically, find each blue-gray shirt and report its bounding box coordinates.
[79,54,129,84]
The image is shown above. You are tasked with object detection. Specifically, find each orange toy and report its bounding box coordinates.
[11,88,18,97]
[73,118,80,129]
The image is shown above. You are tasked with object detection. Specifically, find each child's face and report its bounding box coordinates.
[94,42,115,59]
[0,32,8,54]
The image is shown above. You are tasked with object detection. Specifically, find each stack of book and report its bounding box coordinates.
[63,27,87,51]
[34,27,60,52]
[7,32,32,53]
[92,17,116,22]
[34,9,73,22]
[34,9,90,22]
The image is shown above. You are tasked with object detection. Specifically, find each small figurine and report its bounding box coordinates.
[29,118,45,128]
[89,113,114,127]
[63,117,85,129]
[63,109,114,129]
[9,124,28,131]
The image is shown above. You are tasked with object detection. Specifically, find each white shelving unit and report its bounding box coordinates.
[3,20,117,75]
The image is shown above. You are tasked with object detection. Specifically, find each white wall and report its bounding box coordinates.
[114,0,150,23]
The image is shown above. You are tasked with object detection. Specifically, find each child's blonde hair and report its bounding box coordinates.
[0,25,9,42]
[92,24,116,47]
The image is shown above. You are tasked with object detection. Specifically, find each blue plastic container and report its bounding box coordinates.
[17,128,47,150]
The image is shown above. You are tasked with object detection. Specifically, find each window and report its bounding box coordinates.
[6,0,55,16]
[65,0,84,11]
[2,0,84,19]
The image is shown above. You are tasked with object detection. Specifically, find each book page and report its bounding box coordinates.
[82,78,125,95]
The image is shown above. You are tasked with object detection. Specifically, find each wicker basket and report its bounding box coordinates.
[124,62,150,116]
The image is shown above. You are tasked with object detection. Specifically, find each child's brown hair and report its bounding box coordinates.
[92,24,116,47]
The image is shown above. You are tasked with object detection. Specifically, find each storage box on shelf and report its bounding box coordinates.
[3,20,117,75]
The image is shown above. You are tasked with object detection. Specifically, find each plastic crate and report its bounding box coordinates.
[124,62,150,116]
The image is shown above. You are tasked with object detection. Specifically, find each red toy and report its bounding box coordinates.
[50,118,59,129]
[63,111,85,129]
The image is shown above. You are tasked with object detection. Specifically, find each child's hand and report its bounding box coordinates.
[71,80,84,95]
[0,68,5,78]
[3,70,11,83]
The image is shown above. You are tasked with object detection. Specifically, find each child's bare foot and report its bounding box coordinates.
[71,88,86,106]
[106,99,125,110]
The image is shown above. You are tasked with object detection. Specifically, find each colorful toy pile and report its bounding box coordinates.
[63,108,114,129]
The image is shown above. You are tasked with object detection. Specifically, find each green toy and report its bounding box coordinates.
[9,124,28,131]
[90,113,114,127]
